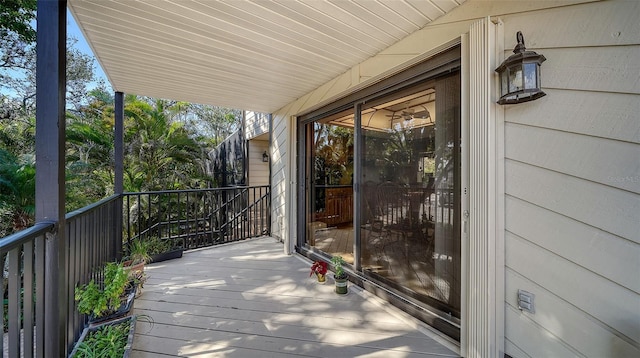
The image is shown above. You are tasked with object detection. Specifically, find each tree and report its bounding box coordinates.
[123,97,207,192]
[190,104,241,146]
[0,149,35,235]
[0,0,36,111]
[66,91,115,210]
[0,0,36,43]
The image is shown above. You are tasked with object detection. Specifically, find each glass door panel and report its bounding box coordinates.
[304,112,355,264]
[359,73,461,318]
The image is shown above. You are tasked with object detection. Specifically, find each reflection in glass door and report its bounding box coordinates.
[359,73,461,320]
[305,113,355,264]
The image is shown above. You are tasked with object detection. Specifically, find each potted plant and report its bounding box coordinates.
[69,315,137,358]
[147,236,183,263]
[75,262,136,325]
[331,255,348,294]
[123,239,151,273]
[309,261,328,283]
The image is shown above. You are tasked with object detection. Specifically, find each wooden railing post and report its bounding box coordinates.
[35,0,67,355]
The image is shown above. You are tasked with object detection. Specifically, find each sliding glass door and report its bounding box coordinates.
[299,48,461,339]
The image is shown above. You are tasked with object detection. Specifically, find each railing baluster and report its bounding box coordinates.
[136,192,142,245]
[186,191,191,248]
[8,247,21,357]
[126,195,131,243]
[66,219,76,351]
[23,240,34,358]
[35,232,45,358]
[147,193,151,242]
[0,253,4,355]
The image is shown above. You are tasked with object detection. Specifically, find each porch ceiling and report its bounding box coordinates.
[68,0,465,113]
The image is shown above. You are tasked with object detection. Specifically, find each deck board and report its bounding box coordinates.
[131,237,459,357]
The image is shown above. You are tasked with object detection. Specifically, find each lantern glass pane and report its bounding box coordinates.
[508,64,523,93]
[501,70,509,97]
[524,63,538,89]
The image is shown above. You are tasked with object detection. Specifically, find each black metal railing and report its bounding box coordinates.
[0,194,121,357]
[65,195,122,350]
[122,186,270,249]
[0,222,53,358]
[0,186,270,356]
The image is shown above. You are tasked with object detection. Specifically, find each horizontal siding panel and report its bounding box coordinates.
[505,338,531,358]
[246,114,269,140]
[505,160,640,243]
[504,0,640,48]
[504,304,581,358]
[506,269,640,357]
[506,232,640,343]
[505,123,640,194]
[539,46,640,94]
[506,196,640,293]
[248,140,270,187]
[505,89,640,144]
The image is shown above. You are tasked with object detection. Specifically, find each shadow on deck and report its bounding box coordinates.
[131,237,459,357]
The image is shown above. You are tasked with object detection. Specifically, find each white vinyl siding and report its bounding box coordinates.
[269,0,639,357]
[500,1,640,357]
[247,139,269,187]
[245,111,270,140]
[270,109,291,243]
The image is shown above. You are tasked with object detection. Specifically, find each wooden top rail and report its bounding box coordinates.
[0,221,54,253]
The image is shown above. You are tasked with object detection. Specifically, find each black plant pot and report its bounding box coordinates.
[150,248,183,263]
[70,315,137,358]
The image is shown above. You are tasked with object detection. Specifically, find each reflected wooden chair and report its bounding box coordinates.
[361,181,391,250]
[374,182,409,249]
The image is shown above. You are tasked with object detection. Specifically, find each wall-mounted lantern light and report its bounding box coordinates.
[262,151,269,163]
[495,31,546,105]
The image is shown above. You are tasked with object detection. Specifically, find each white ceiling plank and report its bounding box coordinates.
[68,0,465,112]
[407,0,447,21]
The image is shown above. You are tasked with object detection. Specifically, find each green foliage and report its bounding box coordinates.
[189,104,241,146]
[146,236,175,255]
[123,97,207,192]
[72,319,131,358]
[0,3,236,228]
[126,239,151,264]
[0,0,36,43]
[75,262,130,318]
[0,148,34,233]
[313,123,354,185]
[331,255,347,279]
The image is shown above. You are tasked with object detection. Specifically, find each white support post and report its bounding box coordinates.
[464,17,505,358]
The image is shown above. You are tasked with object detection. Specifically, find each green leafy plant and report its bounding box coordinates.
[72,318,132,358]
[146,236,174,255]
[126,239,151,264]
[331,255,347,279]
[75,262,130,318]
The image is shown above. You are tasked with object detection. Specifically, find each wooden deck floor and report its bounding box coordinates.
[131,236,459,358]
